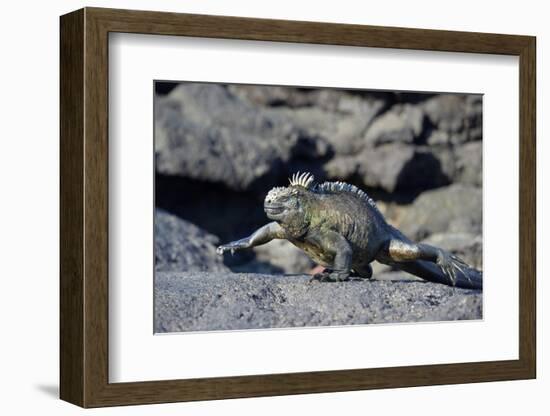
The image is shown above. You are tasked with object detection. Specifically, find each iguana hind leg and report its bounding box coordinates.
[382,239,471,287]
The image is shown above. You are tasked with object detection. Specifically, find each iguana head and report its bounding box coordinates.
[264,172,315,230]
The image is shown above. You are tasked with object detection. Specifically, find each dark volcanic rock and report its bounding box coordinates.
[155,209,229,273]
[277,102,382,156]
[423,94,482,144]
[358,144,415,192]
[228,85,344,110]
[454,141,483,187]
[323,154,361,182]
[398,184,482,240]
[155,174,268,244]
[154,271,482,332]
[155,84,482,198]
[155,84,302,191]
[155,83,385,191]
[364,103,424,146]
[357,144,451,193]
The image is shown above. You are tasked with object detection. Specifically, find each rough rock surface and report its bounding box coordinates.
[155,209,229,272]
[155,272,482,333]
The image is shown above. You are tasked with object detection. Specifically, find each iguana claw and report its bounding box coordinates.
[216,243,240,256]
[437,251,471,286]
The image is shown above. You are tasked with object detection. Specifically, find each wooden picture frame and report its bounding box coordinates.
[60,7,536,408]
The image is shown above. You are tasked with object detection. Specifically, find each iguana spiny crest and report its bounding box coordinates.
[266,171,380,207]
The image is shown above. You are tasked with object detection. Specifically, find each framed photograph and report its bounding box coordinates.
[60,7,536,408]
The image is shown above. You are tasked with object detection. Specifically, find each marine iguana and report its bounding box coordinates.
[217,172,482,290]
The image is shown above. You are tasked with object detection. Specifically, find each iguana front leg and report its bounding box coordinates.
[216,222,286,255]
[309,231,353,282]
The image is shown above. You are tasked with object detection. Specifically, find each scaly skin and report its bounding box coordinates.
[217,172,482,290]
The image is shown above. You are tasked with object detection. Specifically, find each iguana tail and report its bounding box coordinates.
[395,259,483,290]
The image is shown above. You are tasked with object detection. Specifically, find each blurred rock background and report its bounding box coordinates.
[154,82,483,276]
